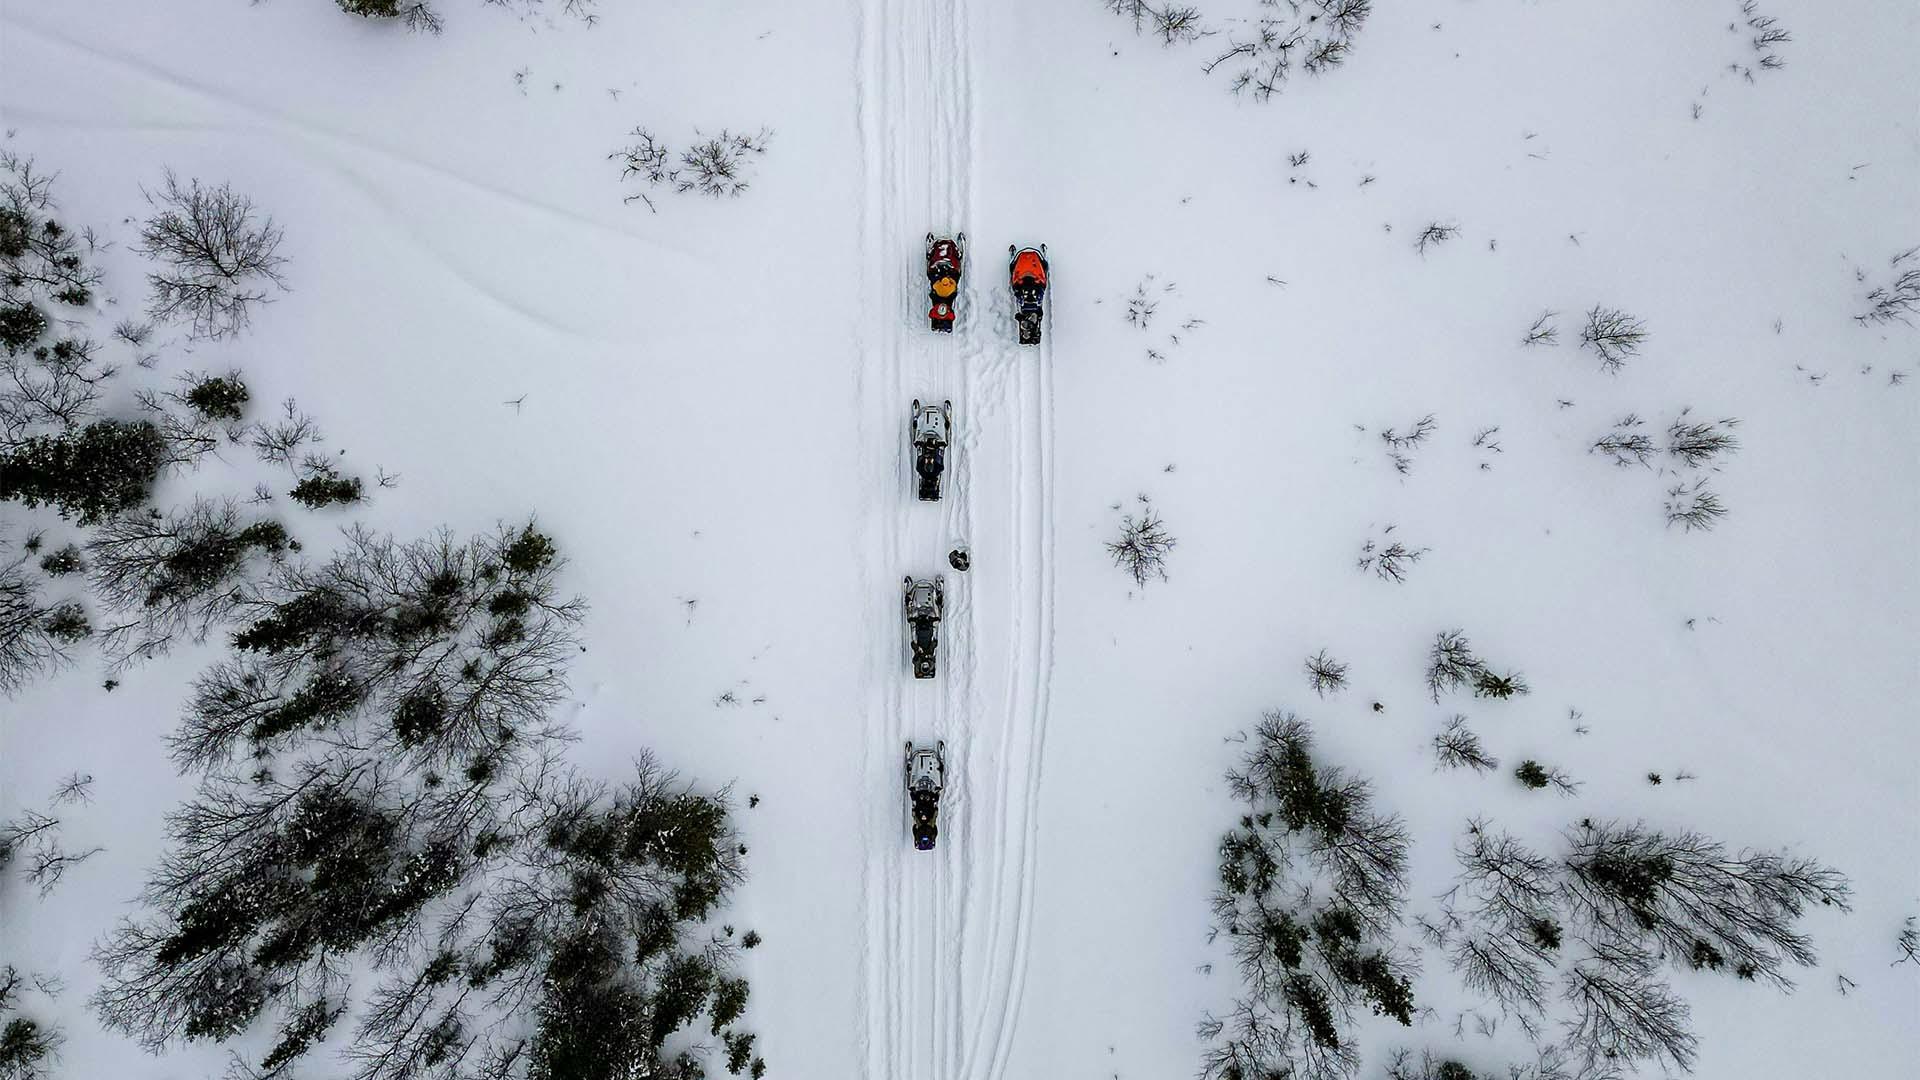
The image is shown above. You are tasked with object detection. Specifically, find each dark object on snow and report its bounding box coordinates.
[902,575,944,679]
[1009,244,1049,345]
[905,740,946,850]
[948,548,970,572]
[910,398,952,502]
[926,233,964,332]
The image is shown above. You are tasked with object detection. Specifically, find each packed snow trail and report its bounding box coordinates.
[853,0,1054,1078]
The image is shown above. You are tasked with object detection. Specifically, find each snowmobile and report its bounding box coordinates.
[905,740,946,851]
[1009,244,1048,345]
[927,233,965,332]
[902,575,945,679]
[910,398,953,502]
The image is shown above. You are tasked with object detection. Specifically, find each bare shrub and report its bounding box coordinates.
[1414,223,1459,256]
[1357,533,1425,584]
[1590,414,1654,468]
[1855,247,1920,326]
[1664,479,1727,531]
[1578,306,1647,373]
[1107,496,1176,588]
[1110,1,1374,103]
[1425,629,1524,704]
[136,172,288,340]
[1664,408,1740,469]
[1521,310,1558,347]
[1303,649,1349,698]
[1433,717,1498,773]
[613,128,772,210]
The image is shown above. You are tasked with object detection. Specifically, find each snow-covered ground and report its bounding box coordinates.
[2,1,1916,1078]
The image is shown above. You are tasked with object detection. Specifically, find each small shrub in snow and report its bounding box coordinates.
[613,128,772,211]
[1896,916,1918,966]
[180,372,250,423]
[336,0,445,32]
[1513,760,1578,795]
[1432,716,1497,773]
[1663,478,1727,531]
[288,465,364,509]
[1521,310,1558,347]
[1413,222,1459,256]
[1854,246,1920,326]
[1578,306,1647,374]
[1424,629,1526,704]
[1357,533,1425,584]
[1107,496,1176,588]
[1664,409,1740,469]
[1590,414,1655,468]
[1303,649,1348,697]
[2,555,94,694]
[135,171,288,340]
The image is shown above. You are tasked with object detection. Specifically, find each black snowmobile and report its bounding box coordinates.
[927,234,965,332]
[902,575,944,679]
[910,398,953,502]
[905,740,946,851]
[1009,244,1049,346]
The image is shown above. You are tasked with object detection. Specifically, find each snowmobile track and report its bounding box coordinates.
[854,0,1054,1079]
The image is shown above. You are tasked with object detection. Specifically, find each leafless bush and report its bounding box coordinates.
[1357,533,1425,584]
[1425,629,1525,704]
[1112,1,1373,103]
[613,128,772,210]
[1303,649,1349,697]
[1663,479,1727,531]
[1590,414,1654,468]
[1107,496,1176,588]
[1522,310,1558,347]
[247,399,323,469]
[1855,247,1920,326]
[1414,223,1459,255]
[1897,916,1918,966]
[1740,1,1791,68]
[1433,717,1498,773]
[1579,306,1647,373]
[1664,409,1740,468]
[1,807,102,898]
[135,172,288,340]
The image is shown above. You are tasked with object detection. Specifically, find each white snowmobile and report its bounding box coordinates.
[902,575,944,679]
[910,398,953,502]
[905,740,946,851]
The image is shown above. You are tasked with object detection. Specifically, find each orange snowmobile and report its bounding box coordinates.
[927,233,965,332]
[1009,244,1048,345]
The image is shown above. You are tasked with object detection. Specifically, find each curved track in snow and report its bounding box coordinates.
[853,1,1055,1078]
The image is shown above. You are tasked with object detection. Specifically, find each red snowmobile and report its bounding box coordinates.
[1009,244,1048,345]
[927,233,965,332]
